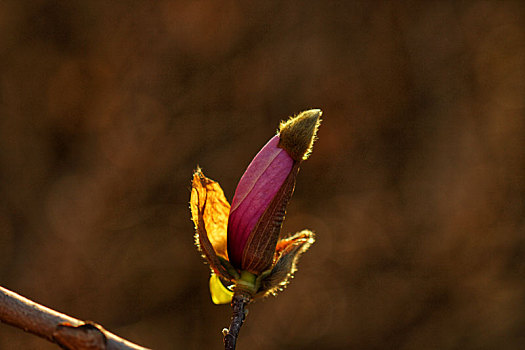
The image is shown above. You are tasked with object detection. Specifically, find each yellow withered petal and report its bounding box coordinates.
[191,168,230,260]
[209,273,234,305]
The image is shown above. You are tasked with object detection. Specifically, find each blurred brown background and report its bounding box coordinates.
[1,1,524,349]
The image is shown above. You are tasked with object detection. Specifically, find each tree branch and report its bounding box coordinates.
[222,292,250,350]
[0,286,150,350]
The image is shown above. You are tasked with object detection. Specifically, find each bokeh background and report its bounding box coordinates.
[1,1,524,349]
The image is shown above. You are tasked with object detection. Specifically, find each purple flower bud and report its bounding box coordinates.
[192,109,321,306]
[227,109,321,274]
[227,135,294,270]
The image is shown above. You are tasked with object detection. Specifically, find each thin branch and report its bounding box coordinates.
[0,286,150,350]
[223,292,250,350]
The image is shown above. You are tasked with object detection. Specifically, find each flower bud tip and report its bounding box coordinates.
[278,109,322,161]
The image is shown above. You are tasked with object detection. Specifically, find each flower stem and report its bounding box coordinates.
[223,291,250,350]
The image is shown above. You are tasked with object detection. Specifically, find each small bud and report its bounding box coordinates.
[278,109,322,161]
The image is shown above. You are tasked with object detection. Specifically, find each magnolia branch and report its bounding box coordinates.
[0,286,150,350]
[223,292,250,350]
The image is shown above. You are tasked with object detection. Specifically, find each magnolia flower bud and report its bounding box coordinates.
[191,109,321,304]
[227,109,321,274]
[227,134,294,271]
